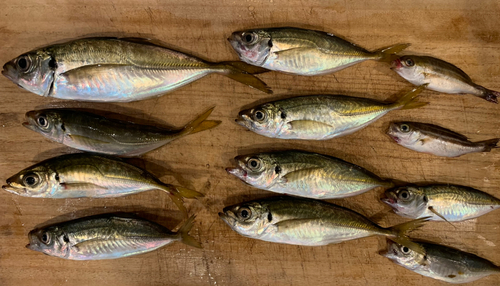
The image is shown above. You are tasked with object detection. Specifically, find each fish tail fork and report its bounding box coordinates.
[479,138,500,152]
[181,107,221,136]
[393,84,428,110]
[213,62,273,94]
[477,86,500,104]
[375,43,411,62]
[164,185,204,217]
[386,217,430,255]
[176,215,202,248]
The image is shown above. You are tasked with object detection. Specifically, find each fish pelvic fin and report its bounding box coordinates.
[478,138,500,152]
[213,62,272,94]
[375,43,410,62]
[386,217,430,255]
[177,215,202,248]
[476,86,500,104]
[180,107,221,136]
[392,84,428,110]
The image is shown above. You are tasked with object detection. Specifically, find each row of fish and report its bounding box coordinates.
[2,27,499,104]
[2,26,499,284]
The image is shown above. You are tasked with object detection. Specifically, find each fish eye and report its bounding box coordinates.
[237,207,252,220]
[243,32,256,43]
[41,232,51,244]
[254,110,266,122]
[37,114,48,128]
[404,58,414,67]
[398,189,411,200]
[401,246,411,254]
[23,173,39,187]
[17,56,31,72]
[400,124,410,133]
[247,158,261,170]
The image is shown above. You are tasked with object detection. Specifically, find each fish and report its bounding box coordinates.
[236,85,427,140]
[23,107,221,156]
[381,185,500,223]
[228,27,409,76]
[387,121,499,157]
[219,196,428,249]
[2,37,271,102]
[391,55,500,103]
[381,239,500,283]
[27,213,201,260]
[2,153,203,216]
[226,150,393,199]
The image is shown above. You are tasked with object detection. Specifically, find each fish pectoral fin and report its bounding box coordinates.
[428,206,456,229]
[60,183,108,192]
[274,218,321,230]
[288,120,334,134]
[71,238,108,253]
[59,64,131,81]
[282,168,324,184]
[67,134,112,145]
[273,47,320,59]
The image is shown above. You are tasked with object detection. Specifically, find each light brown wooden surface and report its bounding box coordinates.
[1,0,500,285]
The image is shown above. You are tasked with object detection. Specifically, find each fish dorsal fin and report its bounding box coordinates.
[428,206,457,229]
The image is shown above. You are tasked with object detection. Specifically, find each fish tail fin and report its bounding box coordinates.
[177,215,202,248]
[162,185,204,217]
[180,107,221,136]
[375,43,411,62]
[476,86,500,104]
[392,84,428,110]
[478,138,500,152]
[220,61,271,74]
[213,62,272,94]
[386,217,430,255]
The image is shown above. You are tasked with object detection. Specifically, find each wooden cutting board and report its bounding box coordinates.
[0,0,499,285]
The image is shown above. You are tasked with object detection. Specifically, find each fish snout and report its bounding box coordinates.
[390,58,402,70]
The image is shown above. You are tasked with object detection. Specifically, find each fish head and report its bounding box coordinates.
[2,50,55,96]
[381,239,426,270]
[228,29,272,66]
[236,103,283,138]
[226,153,280,189]
[23,110,65,143]
[27,226,68,258]
[2,165,54,198]
[387,122,421,146]
[390,55,426,83]
[381,186,428,218]
[219,201,271,238]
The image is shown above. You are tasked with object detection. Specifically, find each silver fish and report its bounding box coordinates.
[2,153,203,216]
[2,37,271,102]
[382,185,500,222]
[23,107,221,156]
[382,239,500,283]
[236,85,427,140]
[228,27,408,75]
[226,150,393,199]
[391,55,500,103]
[27,214,201,260]
[219,196,427,249]
[387,121,499,157]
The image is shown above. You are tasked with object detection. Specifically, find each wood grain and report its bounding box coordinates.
[1,0,500,285]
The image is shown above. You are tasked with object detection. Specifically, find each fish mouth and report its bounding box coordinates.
[235,114,252,129]
[379,239,397,258]
[390,58,402,70]
[2,179,25,196]
[218,210,236,227]
[226,167,247,180]
[26,243,36,251]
